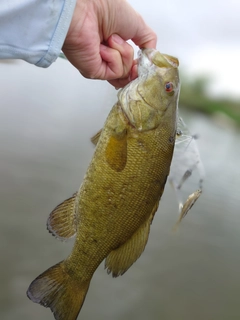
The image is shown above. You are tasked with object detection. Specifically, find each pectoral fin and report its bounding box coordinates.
[92,129,128,171]
[105,203,159,277]
[105,130,127,172]
[47,192,78,240]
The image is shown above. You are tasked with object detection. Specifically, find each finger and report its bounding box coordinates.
[99,44,124,79]
[107,34,134,79]
[108,77,130,89]
[109,1,157,49]
[132,17,157,49]
[108,59,138,89]
[64,41,126,81]
[130,60,138,80]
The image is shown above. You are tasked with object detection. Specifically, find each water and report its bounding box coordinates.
[1,59,240,320]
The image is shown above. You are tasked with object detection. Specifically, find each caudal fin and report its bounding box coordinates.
[27,261,90,320]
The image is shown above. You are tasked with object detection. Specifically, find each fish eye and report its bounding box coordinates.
[165,82,174,93]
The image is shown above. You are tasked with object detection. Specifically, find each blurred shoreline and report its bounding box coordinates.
[180,75,240,128]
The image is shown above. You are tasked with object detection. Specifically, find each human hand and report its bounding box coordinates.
[62,0,157,88]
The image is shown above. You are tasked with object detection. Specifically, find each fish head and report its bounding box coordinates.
[118,49,180,131]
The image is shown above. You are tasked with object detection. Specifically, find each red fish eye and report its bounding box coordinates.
[165,82,174,92]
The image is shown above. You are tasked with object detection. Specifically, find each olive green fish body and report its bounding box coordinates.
[67,101,176,278]
[27,49,180,320]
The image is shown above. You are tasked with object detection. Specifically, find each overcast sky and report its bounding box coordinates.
[128,0,240,99]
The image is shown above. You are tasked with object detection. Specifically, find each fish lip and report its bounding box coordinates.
[162,54,179,68]
[137,49,154,72]
[140,49,179,68]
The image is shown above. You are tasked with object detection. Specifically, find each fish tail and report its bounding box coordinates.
[27,261,90,320]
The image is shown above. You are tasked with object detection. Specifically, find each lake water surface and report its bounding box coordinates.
[1,59,240,320]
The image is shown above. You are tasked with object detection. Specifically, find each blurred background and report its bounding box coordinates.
[1,0,240,319]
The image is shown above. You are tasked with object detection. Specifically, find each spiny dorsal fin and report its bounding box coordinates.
[47,192,78,240]
[91,129,102,146]
[105,202,159,277]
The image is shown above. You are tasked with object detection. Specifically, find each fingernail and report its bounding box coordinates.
[112,34,124,44]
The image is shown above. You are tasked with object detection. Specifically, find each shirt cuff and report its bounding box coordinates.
[36,0,77,67]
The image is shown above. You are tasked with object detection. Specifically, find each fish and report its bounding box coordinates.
[27,48,180,320]
[173,189,202,230]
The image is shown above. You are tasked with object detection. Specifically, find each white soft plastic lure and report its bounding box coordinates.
[169,116,204,227]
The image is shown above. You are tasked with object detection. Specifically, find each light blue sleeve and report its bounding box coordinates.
[0,0,76,67]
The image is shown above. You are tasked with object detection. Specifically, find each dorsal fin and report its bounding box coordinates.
[91,129,102,146]
[47,192,78,241]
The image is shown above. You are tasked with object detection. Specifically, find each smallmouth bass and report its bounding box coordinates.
[27,49,180,320]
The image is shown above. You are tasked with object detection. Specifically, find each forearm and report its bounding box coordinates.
[0,0,76,67]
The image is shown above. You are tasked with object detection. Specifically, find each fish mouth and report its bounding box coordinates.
[162,54,179,68]
[141,49,179,68]
[117,48,180,131]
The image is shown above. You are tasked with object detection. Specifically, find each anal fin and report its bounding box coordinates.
[105,203,159,277]
[47,192,78,240]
